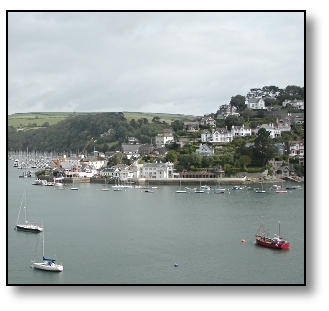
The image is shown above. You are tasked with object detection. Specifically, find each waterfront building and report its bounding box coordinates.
[140,162,175,179]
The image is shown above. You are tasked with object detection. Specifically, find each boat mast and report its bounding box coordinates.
[24,182,27,223]
[278,221,281,238]
[42,229,45,258]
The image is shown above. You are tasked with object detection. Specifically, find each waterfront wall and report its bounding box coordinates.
[89,177,248,185]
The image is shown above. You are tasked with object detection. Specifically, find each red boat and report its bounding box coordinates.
[255,220,290,249]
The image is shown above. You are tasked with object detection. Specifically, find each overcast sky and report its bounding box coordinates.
[8,11,304,116]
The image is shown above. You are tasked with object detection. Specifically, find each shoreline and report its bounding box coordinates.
[35,175,303,185]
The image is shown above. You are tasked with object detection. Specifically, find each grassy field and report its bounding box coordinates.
[8,111,198,128]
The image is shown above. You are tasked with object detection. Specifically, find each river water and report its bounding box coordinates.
[7,161,305,285]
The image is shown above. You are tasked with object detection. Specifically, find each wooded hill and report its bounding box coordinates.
[7,112,197,153]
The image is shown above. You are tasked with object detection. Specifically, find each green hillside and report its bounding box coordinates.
[7,111,198,128]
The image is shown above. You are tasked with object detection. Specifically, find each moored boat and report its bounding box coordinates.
[15,181,43,233]
[175,180,187,193]
[31,228,63,272]
[276,189,287,193]
[232,185,244,190]
[255,220,290,249]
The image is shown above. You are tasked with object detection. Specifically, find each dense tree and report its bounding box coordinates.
[108,152,127,166]
[152,116,160,123]
[224,115,242,131]
[129,119,138,129]
[165,150,178,163]
[171,120,183,132]
[201,156,214,168]
[240,108,255,121]
[252,128,277,166]
[229,95,246,111]
[238,155,252,169]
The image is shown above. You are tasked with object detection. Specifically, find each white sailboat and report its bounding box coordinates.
[101,177,110,191]
[176,180,187,193]
[214,181,225,194]
[54,177,64,188]
[15,181,43,233]
[255,183,266,193]
[194,181,204,193]
[144,181,154,193]
[71,177,79,190]
[31,228,63,272]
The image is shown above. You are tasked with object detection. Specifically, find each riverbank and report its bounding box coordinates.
[34,175,303,186]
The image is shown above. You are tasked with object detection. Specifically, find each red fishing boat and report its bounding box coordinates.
[255,220,290,249]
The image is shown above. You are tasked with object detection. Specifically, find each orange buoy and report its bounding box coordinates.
[241,239,245,243]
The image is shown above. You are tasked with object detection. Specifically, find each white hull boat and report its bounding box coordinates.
[31,228,63,272]
[15,181,43,233]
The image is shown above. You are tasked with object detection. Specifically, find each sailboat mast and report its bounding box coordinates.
[42,230,45,258]
[278,221,281,238]
[24,182,27,223]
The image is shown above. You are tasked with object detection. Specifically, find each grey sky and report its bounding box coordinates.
[8,11,304,116]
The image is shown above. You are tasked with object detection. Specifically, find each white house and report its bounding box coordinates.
[79,156,106,170]
[199,115,216,127]
[201,128,233,143]
[253,124,283,138]
[140,162,175,179]
[195,143,214,156]
[100,166,134,180]
[155,133,174,148]
[201,129,212,142]
[121,144,142,159]
[246,97,266,110]
[231,124,252,138]
[282,99,304,109]
[287,141,304,159]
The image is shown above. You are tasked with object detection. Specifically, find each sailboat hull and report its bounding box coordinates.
[32,262,63,272]
[255,236,290,249]
[16,224,43,233]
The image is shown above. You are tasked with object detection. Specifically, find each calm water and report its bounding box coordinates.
[7,161,305,285]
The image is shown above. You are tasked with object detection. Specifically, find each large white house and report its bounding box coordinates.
[201,128,233,143]
[253,124,280,138]
[79,156,107,170]
[231,124,252,137]
[140,162,175,179]
[121,144,142,159]
[246,97,266,110]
